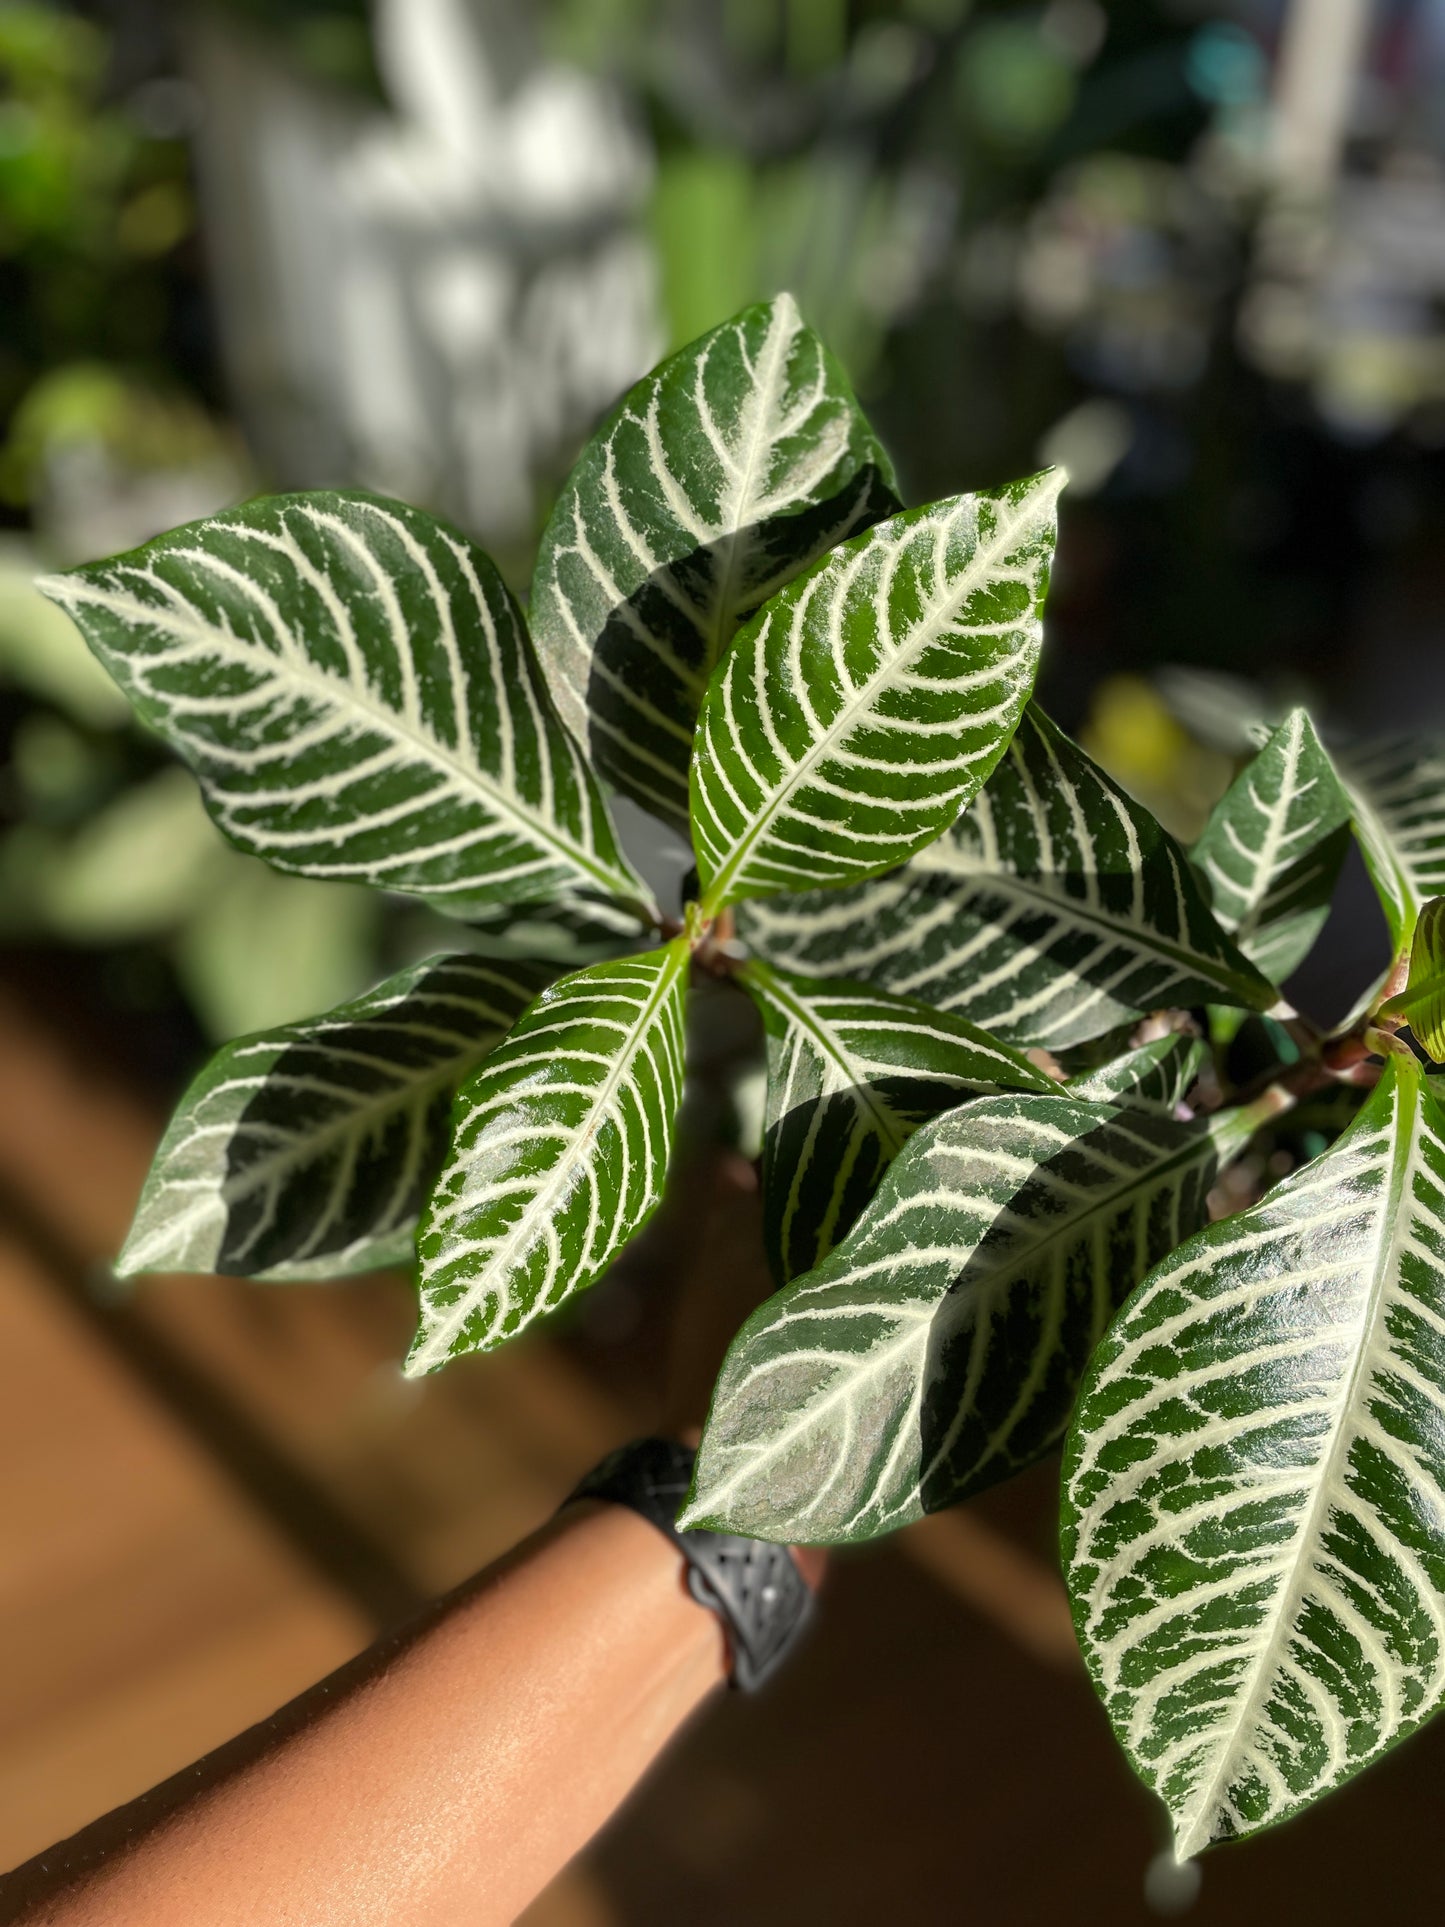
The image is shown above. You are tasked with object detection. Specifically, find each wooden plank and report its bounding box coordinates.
[0,1235,366,1868]
[135,1271,635,1594]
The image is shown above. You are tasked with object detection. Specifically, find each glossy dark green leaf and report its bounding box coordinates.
[690,474,1061,912]
[1064,1056,1445,1858]
[682,1094,1249,1544]
[39,491,651,919]
[1067,1032,1206,1115]
[1192,708,1350,982]
[1342,735,1445,956]
[120,954,551,1281]
[410,942,689,1372]
[530,295,898,832]
[740,705,1275,1050]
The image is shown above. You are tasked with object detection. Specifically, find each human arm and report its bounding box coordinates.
[4,1498,755,1927]
[1,1155,817,1927]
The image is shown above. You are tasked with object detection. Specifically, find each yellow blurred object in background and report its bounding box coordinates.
[1077,673,1234,842]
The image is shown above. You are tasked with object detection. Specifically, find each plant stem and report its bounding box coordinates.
[1234,1078,1309,1134]
[1371,948,1412,1019]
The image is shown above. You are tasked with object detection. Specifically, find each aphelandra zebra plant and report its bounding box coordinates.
[38,295,1445,1862]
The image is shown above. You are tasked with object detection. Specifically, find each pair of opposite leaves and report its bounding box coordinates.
[41,296,1074,1375]
[42,296,1057,928]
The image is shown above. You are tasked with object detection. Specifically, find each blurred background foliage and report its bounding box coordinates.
[1,0,1441,1052]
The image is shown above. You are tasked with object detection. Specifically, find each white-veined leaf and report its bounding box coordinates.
[1063,1055,1445,1859]
[1341,734,1445,955]
[741,959,1054,1282]
[39,491,652,919]
[409,941,689,1373]
[530,295,898,832]
[689,473,1062,912]
[120,954,552,1282]
[1192,708,1351,982]
[680,1093,1249,1544]
[739,705,1275,1050]
[1067,1032,1206,1114]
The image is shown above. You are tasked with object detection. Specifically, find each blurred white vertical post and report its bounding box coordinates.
[1271,0,1373,193]
[183,0,659,546]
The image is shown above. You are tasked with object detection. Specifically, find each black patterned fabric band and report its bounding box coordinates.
[565,1436,814,1693]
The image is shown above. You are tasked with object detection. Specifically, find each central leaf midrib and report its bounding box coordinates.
[702,304,795,678]
[1233,718,1302,946]
[701,477,1056,910]
[56,576,643,909]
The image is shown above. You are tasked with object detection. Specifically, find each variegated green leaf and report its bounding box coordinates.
[1068,1032,1206,1115]
[740,705,1275,1050]
[690,473,1063,913]
[1380,897,1445,1063]
[680,1093,1248,1544]
[1342,734,1445,954]
[409,942,689,1373]
[530,295,898,832]
[741,959,1054,1283]
[119,954,552,1282]
[1063,1055,1445,1860]
[39,491,651,920]
[1192,708,1351,983]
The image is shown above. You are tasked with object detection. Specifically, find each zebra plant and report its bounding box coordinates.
[39,296,1445,1861]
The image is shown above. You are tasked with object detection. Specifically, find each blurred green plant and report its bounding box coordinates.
[0,1,399,1040]
[0,0,204,511]
[545,0,1197,391]
[0,361,229,512]
[538,0,1445,753]
[0,548,383,1036]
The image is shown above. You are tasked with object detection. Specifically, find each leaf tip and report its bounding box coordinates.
[674,1458,725,1534]
[768,287,802,330]
[675,1494,737,1535]
[1169,1812,1216,1865]
[998,462,1068,529]
[113,1220,176,1281]
[400,1338,440,1381]
[32,570,77,608]
[1015,463,1068,512]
